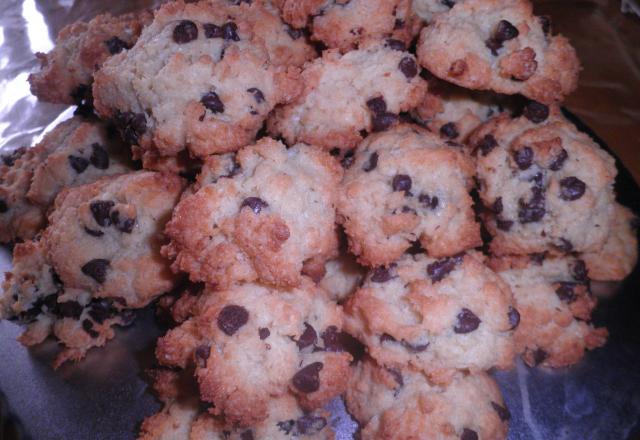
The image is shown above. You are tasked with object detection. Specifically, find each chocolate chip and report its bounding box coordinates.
[371,265,394,282]
[518,188,546,223]
[195,344,211,368]
[539,15,552,35]
[371,112,398,132]
[380,333,397,344]
[461,428,478,440]
[296,415,327,435]
[366,97,387,114]
[321,326,364,359]
[201,91,224,113]
[401,206,416,214]
[240,197,268,214]
[247,88,265,103]
[173,20,198,44]
[104,36,129,55]
[401,340,429,353]
[440,122,459,139]
[530,252,546,264]
[476,134,498,156]
[555,282,577,303]
[572,260,588,282]
[513,146,534,170]
[559,177,586,201]
[114,111,146,145]
[57,301,83,319]
[82,319,99,338]
[393,19,404,29]
[81,259,110,284]
[399,57,418,79]
[523,101,549,123]
[554,238,573,253]
[0,199,8,213]
[259,328,270,339]
[292,362,323,393]
[385,38,405,51]
[203,23,223,38]
[217,304,249,336]
[240,430,253,440]
[362,152,379,172]
[419,194,438,210]
[548,149,568,171]
[493,197,503,214]
[1,147,25,167]
[485,20,519,55]
[496,219,514,231]
[491,401,511,422]
[110,210,135,233]
[84,227,104,237]
[285,25,304,40]
[68,155,89,173]
[89,143,109,169]
[508,306,520,330]
[532,347,548,365]
[386,368,404,387]
[88,298,117,323]
[454,308,481,333]
[222,22,240,41]
[90,200,115,227]
[392,174,412,195]
[297,322,317,349]
[340,150,355,169]
[485,38,502,56]
[426,254,464,283]
[441,0,456,7]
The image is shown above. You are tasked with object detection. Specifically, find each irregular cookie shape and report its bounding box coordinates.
[471,107,617,256]
[164,138,341,288]
[0,240,135,368]
[93,0,301,162]
[417,0,579,104]
[43,171,185,309]
[155,280,352,425]
[581,203,638,281]
[489,255,608,368]
[273,0,420,52]
[344,251,516,384]
[0,117,135,243]
[346,358,510,440]
[268,42,427,150]
[337,124,481,266]
[28,10,152,105]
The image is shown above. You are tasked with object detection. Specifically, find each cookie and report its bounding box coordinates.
[28,10,152,105]
[416,0,579,104]
[154,279,352,425]
[273,0,420,52]
[471,107,617,256]
[319,254,366,303]
[344,251,516,384]
[346,358,510,440]
[0,240,135,368]
[93,0,302,161]
[163,138,342,289]
[267,42,427,151]
[337,124,481,266]
[43,171,185,309]
[411,75,510,143]
[412,0,462,23]
[581,203,638,282]
[489,254,608,368]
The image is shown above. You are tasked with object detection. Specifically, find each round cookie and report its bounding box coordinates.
[344,251,516,384]
[154,279,352,426]
[273,0,420,52]
[163,138,342,289]
[346,357,510,440]
[581,203,638,282]
[28,9,153,105]
[471,107,617,256]
[337,124,481,266]
[416,0,579,104]
[93,0,302,162]
[43,171,186,309]
[489,254,608,368]
[267,41,427,151]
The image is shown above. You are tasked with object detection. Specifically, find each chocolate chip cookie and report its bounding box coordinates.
[417,0,579,104]
[154,278,352,426]
[346,357,510,440]
[337,124,481,266]
[471,107,617,256]
[489,254,608,368]
[344,251,516,384]
[164,138,342,289]
[268,41,427,150]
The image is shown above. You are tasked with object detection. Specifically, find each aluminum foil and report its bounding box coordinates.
[1,1,640,439]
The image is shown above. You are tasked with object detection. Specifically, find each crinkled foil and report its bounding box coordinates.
[1,1,640,439]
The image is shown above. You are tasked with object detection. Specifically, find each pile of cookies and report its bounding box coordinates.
[0,0,637,438]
